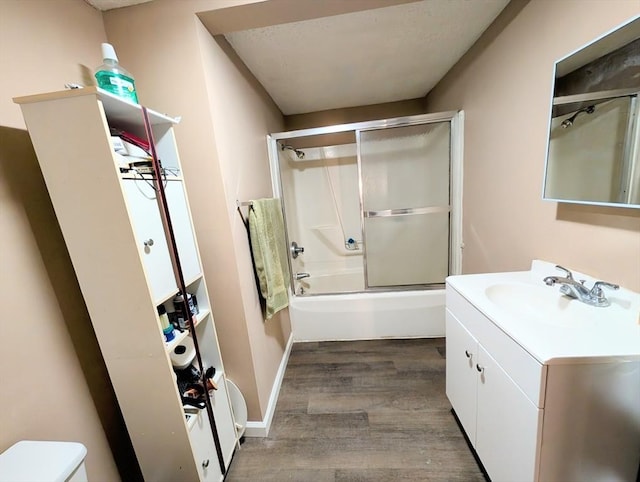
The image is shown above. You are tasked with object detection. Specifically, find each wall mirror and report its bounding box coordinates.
[543,15,640,208]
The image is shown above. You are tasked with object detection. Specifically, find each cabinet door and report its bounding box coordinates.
[475,345,542,482]
[189,411,223,482]
[122,179,177,303]
[165,180,201,283]
[445,310,479,444]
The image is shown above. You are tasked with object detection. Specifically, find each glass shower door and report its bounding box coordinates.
[359,122,451,288]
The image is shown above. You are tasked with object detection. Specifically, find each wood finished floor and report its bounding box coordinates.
[226,338,486,481]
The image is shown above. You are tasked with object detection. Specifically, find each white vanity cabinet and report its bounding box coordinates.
[446,267,640,482]
[14,88,238,482]
[446,289,543,482]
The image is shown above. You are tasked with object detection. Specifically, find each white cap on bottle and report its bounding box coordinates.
[101,43,118,62]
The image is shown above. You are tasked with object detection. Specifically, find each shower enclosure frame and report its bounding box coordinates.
[267,111,464,295]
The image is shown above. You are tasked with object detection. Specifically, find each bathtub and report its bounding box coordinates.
[289,284,445,342]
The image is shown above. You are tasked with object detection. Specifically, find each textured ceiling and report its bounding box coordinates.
[86,0,510,115]
[224,0,510,115]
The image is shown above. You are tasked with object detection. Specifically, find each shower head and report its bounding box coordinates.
[282,144,305,159]
[561,105,595,129]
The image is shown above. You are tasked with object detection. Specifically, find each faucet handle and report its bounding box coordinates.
[590,281,619,295]
[555,265,574,280]
[589,281,619,306]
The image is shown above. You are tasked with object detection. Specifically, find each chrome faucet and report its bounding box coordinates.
[543,265,619,307]
[295,272,310,280]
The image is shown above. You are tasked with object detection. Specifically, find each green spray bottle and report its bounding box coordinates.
[94,43,139,104]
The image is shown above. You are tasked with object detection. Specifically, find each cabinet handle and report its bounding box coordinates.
[202,459,210,468]
[476,364,484,373]
[464,350,471,359]
[143,238,154,247]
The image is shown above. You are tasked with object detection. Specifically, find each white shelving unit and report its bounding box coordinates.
[15,87,238,482]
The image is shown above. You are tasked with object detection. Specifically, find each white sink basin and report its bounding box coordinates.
[485,283,582,326]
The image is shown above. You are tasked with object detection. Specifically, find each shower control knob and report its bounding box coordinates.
[290,241,305,259]
[144,238,154,247]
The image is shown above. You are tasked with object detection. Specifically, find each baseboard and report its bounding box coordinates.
[243,332,294,438]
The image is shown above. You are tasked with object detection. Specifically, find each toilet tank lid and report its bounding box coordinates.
[0,441,87,482]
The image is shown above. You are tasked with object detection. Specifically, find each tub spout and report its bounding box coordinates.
[295,272,310,280]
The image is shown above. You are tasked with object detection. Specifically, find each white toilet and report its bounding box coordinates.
[0,441,88,482]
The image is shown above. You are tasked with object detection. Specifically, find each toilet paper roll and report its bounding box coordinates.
[170,336,196,369]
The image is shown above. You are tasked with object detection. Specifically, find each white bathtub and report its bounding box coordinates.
[289,287,445,341]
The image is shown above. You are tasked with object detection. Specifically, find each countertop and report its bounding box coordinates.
[446,260,640,364]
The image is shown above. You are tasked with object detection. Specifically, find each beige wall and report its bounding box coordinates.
[103,0,290,421]
[426,0,640,291]
[0,1,138,480]
[196,29,291,415]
